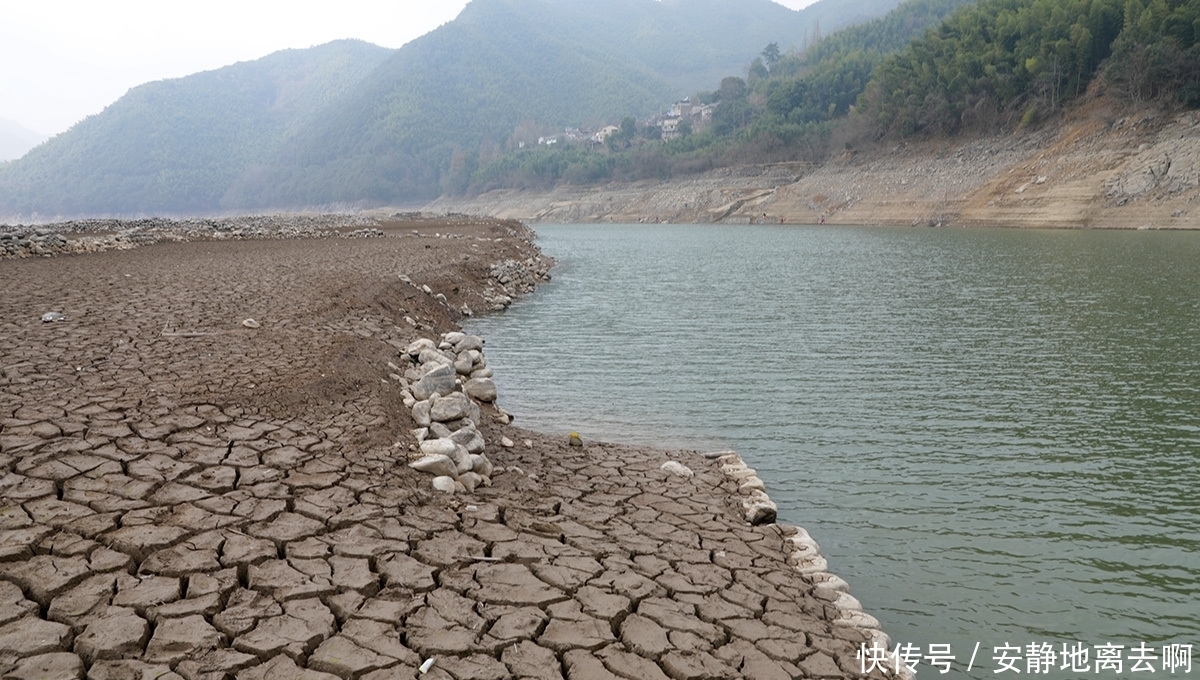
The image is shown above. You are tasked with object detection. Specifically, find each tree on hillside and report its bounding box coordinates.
[860,0,1132,137]
[762,42,782,70]
[748,57,770,81]
[619,116,638,141]
[1105,0,1200,105]
[805,20,823,51]
[718,76,748,101]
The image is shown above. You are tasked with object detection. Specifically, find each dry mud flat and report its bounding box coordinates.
[1,218,892,680]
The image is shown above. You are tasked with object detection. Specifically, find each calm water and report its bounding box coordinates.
[467,224,1200,678]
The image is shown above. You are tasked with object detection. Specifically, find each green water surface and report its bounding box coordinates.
[467,224,1200,678]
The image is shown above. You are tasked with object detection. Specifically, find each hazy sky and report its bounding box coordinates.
[1,0,818,138]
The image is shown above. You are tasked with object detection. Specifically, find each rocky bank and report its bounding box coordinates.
[1,216,904,679]
[427,105,1200,230]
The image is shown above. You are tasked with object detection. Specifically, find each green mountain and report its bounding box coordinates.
[764,0,978,124]
[0,0,907,217]
[465,0,979,191]
[218,0,900,209]
[465,0,1200,192]
[862,0,1200,136]
[0,40,391,216]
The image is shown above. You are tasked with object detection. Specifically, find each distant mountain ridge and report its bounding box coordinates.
[0,119,46,162]
[0,40,392,216]
[0,0,905,217]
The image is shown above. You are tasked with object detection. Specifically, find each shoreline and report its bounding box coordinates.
[1,215,905,679]
[426,107,1200,231]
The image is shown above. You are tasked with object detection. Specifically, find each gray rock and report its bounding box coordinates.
[661,461,694,478]
[468,399,481,425]
[431,477,457,494]
[430,392,471,422]
[429,422,452,439]
[464,378,497,403]
[412,365,457,401]
[418,348,452,367]
[449,444,473,475]
[454,351,474,375]
[409,455,459,479]
[453,335,484,353]
[469,453,494,478]
[412,400,432,427]
[419,439,457,459]
[458,472,484,493]
[743,496,778,526]
[444,332,466,345]
[404,338,436,358]
[449,428,486,454]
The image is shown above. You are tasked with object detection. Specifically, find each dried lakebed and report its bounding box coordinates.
[1,217,897,680]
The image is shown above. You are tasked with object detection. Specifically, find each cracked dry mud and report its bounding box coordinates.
[1,218,888,679]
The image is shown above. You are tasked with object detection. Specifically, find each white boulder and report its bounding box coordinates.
[409,454,458,478]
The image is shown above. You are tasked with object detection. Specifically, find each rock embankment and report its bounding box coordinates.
[402,332,502,494]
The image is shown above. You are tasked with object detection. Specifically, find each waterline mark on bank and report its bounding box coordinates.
[858,641,1193,675]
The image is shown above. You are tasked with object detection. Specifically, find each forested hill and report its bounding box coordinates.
[0,40,392,216]
[462,0,1200,194]
[863,0,1200,135]
[0,0,892,218]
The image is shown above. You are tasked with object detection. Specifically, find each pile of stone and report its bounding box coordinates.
[0,214,382,259]
[400,332,504,493]
[483,257,551,310]
[0,230,68,257]
[711,452,779,526]
[342,228,385,238]
[711,450,899,666]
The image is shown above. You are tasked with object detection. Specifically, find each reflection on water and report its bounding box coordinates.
[468,224,1200,678]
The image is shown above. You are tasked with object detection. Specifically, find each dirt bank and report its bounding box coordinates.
[1,216,895,679]
[427,104,1200,230]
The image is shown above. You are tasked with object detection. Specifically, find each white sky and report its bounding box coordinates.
[1,0,818,138]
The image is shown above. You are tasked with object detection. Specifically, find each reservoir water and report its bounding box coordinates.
[467,224,1200,678]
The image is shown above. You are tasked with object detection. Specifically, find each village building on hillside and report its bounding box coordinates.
[649,97,714,141]
[591,125,621,143]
